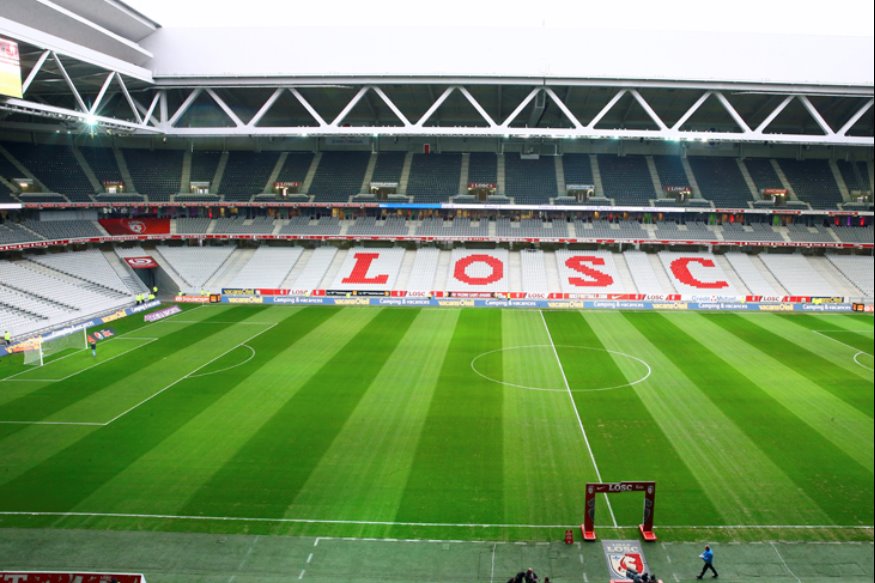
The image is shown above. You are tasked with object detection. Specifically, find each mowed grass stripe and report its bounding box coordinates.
[703,313,873,417]
[0,306,299,512]
[177,308,418,519]
[667,313,873,523]
[500,310,603,527]
[0,306,265,433]
[623,312,838,526]
[394,310,504,524]
[544,310,722,527]
[285,309,461,531]
[775,313,874,355]
[64,307,350,518]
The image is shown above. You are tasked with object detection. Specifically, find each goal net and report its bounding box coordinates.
[23,329,88,367]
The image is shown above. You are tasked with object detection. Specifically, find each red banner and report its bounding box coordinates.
[99,218,170,235]
[124,256,158,269]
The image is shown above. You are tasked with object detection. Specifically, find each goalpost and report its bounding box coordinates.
[23,329,88,367]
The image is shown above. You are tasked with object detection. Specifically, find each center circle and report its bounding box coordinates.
[470,345,651,393]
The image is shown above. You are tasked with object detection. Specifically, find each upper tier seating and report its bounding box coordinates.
[276,152,314,183]
[219,151,280,200]
[687,156,752,208]
[212,216,276,234]
[371,152,406,183]
[836,160,868,193]
[406,153,462,203]
[190,151,222,186]
[743,158,784,194]
[652,221,715,241]
[468,152,498,185]
[504,155,557,204]
[175,218,212,234]
[0,148,23,185]
[346,216,408,236]
[562,154,594,187]
[21,219,103,240]
[576,219,646,240]
[495,219,567,238]
[652,155,688,191]
[0,222,39,245]
[721,222,783,242]
[0,181,15,203]
[776,158,843,209]
[832,225,874,244]
[277,216,341,236]
[784,224,836,243]
[226,246,304,289]
[79,146,123,189]
[329,247,406,290]
[597,155,655,205]
[122,148,183,195]
[308,152,370,202]
[3,143,94,201]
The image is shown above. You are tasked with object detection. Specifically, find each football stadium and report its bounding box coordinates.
[0,1,873,581]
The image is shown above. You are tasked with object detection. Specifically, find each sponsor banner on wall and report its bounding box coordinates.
[0,573,146,583]
[174,295,212,303]
[124,256,159,269]
[87,328,116,343]
[99,218,170,235]
[144,305,182,322]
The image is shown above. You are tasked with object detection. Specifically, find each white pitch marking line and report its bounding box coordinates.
[102,322,276,426]
[0,511,869,532]
[771,542,802,583]
[490,543,496,583]
[306,552,313,564]
[313,538,320,547]
[297,569,305,580]
[811,330,874,372]
[539,310,618,528]
[188,344,257,379]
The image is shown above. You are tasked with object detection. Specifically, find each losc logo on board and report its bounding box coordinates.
[128,220,147,233]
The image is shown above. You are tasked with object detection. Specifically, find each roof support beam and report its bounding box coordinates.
[21,49,50,95]
[837,98,873,136]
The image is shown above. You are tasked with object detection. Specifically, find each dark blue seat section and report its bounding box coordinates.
[122,148,183,196]
[406,153,462,203]
[219,151,280,201]
[308,151,370,202]
[505,155,556,204]
[597,154,655,206]
[687,156,752,208]
[3,142,94,201]
[777,158,843,209]
[371,152,406,183]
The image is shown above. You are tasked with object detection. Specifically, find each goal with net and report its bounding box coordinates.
[23,329,88,367]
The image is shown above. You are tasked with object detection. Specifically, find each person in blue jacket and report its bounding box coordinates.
[697,544,718,579]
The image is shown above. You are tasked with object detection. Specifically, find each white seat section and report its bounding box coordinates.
[623,251,675,295]
[555,249,625,294]
[724,253,780,296]
[156,245,235,293]
[658,251,737,295]
[405,248,440,293]
[226,247,304,289]
[28,249,129,294]
[329,247,405,291]
[519,250,549,295]
[758,254,842,296]
[827,255,874,298]
[446,248,509,292]
[289,247,338,290]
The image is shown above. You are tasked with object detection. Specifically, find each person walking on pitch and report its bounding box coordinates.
[697,545,718,579]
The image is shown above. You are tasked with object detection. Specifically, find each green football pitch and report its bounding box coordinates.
[0,305,872,546]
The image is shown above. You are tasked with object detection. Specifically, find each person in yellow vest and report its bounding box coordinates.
[148,292,156,301]
[152,285,158,296]
[3,330,11,348]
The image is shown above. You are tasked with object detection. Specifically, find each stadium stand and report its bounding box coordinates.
[518,249,549,295]
[190,151,222,189]
[3,142,94,200]
[155,245,236,293]
[219,151,280,200]
[652,155,689,192]
[225,246,304,289]
[468,152,498,185]
[826,255,874,297]
[652,221,715,241]
[743,158,784,194]
[776,158,843,209]
[416,217,489,237]
[21,219,104,240]
[211,216,276,234]
[597,154,655,205]
[307,151,370,202]
[79,146,123,190]
[0,181,15,203]
[721,221,784,242]
[555,249,626,293]
[289,246,338,290]
[784,223,837,243]
[277,216,342,236]
[832,225,874,244]
[495,218,567,238]
[404,247,440,293]
[658,252,738,294]
[562,154,594,189]
[277,152,315,183]
[577,219,646,240]
[446,249,509,292]
[623,250,675,294]
[504,155,557,203]
[346,216,408,236]
[370,151,406,183]
[836,159,868,193]
[405,153,462,202]
[122,148,183,196]
[27,249,131,295]
[723,253,783,296]
[175,217,212,234]
[758,253,844,296]
[0,222,40,245]
[329,247,406,290]
[687,156,752,208]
